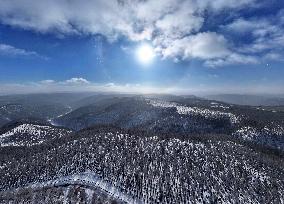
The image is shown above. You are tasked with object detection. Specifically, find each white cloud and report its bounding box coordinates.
[155,32,255,67]
[155,1,203,39]
[0,0,274,66]
[0,0,256,37]
[205,54,258,67]
[0,79,170,95]
[1,78,283,95]
[165,32,230,60]
[40,80,55,84]
[224,13,284,62]
[225,17,281,38]
[64,77,90,85]
[278,9,284,24]
[0,43,43,58]
[201,0,256,11]
[263,52,283,61]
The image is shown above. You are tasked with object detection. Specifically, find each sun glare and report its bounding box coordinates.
[136,44,155,64]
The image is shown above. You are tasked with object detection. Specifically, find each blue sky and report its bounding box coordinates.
[0,0,283,95]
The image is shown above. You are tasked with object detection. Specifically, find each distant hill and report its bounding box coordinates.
[0,92,94,128]
[205,94,284,106]
[0,120,72,147]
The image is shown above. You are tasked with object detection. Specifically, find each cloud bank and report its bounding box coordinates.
[1,77,283,96]
[0,0,283,66]
[0,43,44,59]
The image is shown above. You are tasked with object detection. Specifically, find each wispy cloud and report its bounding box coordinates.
[0,43,47,59]
[222,9,284,64]
[64,77,90,85]
[0,0,281,66]
[40,80,56,84]
[0,78,167,95]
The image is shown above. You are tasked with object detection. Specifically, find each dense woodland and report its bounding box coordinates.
[0,126,284,203]
[0,93,283,203]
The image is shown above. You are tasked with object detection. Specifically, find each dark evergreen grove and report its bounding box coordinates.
[0,94,283,203]
[1,126,283,203]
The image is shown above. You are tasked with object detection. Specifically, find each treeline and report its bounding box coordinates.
[0,125,283,203]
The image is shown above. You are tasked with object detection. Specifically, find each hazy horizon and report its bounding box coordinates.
[1,81,284,96]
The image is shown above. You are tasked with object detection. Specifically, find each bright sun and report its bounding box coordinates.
[136,44,155,64]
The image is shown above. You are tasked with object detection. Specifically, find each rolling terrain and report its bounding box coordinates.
[206,94,284,106]
[0,121,72,147]
[0,93,94,128]
[0,93,283,203]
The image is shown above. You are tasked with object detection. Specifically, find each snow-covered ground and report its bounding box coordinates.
[48,105,72,126]
[0,104,23,113]
[147,99,240,124]
[210,102,230,109]
[6,172,135,204]
[1,129,283,203]
[0,123,71,147]
[232,125,284,150]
